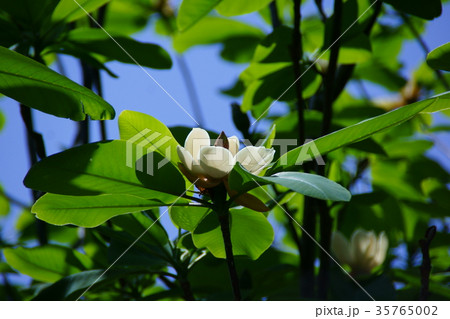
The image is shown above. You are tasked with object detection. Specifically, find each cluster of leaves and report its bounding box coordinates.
[1,0,449,301]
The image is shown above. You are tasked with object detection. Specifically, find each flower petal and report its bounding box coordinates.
[331,231,352,265]
[199,146,235,179]
[177,145,193,171]
[235,146,275,175]
[374,232,388,266]
[228,136,240,156]
[184,128,210,160]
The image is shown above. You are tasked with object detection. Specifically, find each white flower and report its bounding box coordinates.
[176,128,275,188]
[331,229,388,275]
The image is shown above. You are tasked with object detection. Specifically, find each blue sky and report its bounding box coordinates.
[1,1,450,243]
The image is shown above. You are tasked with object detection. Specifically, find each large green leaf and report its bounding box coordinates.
[65,28,172,69]
[216,0,273,16]
[3,245,94,283]
[112,212,168,246]
[427,42,450,72]
[229,164,351,202]
[173,17,264,52]
[192,208,274,259]
[270,94,450,172]
[383,0,442,20]
[24,140,185,201]
[52,0,110,23]
[177,0,222,31]
[170,206,210,232]
[32,193,177,228]
[118,110,181,167]
[0,47,115,120]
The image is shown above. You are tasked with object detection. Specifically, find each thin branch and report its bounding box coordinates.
[314,0,327,22]
[400,13,450,91]
[176,55,205,127]
[419,226,436,301]
[269,1,281,28]
[211,185,241,300]
[292,0,307,144]
[321,0,343,136]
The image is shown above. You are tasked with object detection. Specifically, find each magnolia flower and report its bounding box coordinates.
[176,128,275,189]
[331,229,388,275]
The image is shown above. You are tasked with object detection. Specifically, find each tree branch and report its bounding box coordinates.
[419,226,436,301]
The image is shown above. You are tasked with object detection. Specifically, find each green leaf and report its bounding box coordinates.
[32,193,173,228]
[174,17,264,52]
[65,28,172,69]
[52,0,110,23]
[0,189,10,216]
[0,47,115,120]
[192,208,274,259]
[24,140,185,201]
[177,0,222,31]
[229,164,351,202]
[112,212,169,246]
[427,42,450,72]
[271,94,450,172]
[3,245,94,283]
[383,0,442,20]
[31,268,138,300]
[216,0,273,16]
[170,206,210,232]
[119,110,181,167]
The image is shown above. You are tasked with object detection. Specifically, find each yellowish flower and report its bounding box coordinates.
[331,229,388,275]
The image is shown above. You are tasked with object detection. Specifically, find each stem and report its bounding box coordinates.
[178,274,195,301]
[269,1,281,28]
[211,184,241,300]
[218,212,241,300]
[176,55,205,127]
[300,196,317,299]
[321,0,342,136]
[419,226,436,301]
[292,0,306,144]
[20,104,48,246]
[314,0,327,22]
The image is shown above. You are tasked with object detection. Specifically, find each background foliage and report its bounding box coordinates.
[0,0,449,301]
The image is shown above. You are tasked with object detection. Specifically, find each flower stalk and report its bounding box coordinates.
[211,184,242,301]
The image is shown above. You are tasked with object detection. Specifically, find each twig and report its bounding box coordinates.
[20,104,48,246]
[419,226,436,301]
[314,0,327,22]
[176,55,205,127]
[292,0,307,144]
[321,0,343,136]
[269,1,281,28]
[400,13,450,91]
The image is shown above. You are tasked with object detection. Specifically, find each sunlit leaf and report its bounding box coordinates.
[3,245,94,283]
[0,47,115,120]
[32,193,175,227]
[174,17,263,52]
[229,164,351,202]
[192,208,274,259]
[270,93,450,172]
[216,0,273,16]
[52,0,110,23]
[119,110,181,167]
[24,140,185,201]
[177,0,222,31]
